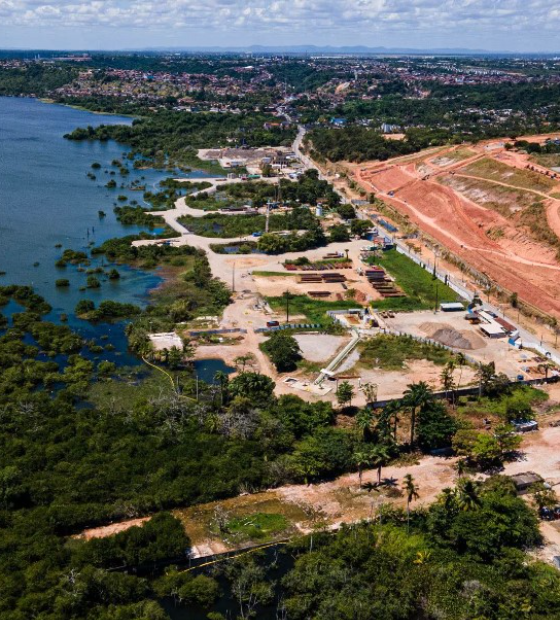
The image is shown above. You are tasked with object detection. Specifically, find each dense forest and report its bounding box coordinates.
[307,126,455,162]
[64,110,296,169]
[1,276,557,617]
[0,64,78,96]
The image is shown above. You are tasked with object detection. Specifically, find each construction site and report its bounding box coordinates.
[354,135,560,320]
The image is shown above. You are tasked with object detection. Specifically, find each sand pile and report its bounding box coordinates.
[432,328,474,350]
[420,322,485,350]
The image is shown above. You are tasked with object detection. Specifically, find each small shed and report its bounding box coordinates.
[510,471,543,494]
[511,419,539,433]
[440,302,465,312]
[480,323,506,339]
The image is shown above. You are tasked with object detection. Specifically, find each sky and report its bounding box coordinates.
[1,0,560,52]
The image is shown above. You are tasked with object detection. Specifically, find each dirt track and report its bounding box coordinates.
[356,141,560,319]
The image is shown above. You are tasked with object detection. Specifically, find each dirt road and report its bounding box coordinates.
[355,141,560,319]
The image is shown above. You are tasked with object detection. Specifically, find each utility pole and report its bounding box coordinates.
[265,200,270,234]
[232,262,236,293]
[285,290,290,323]
[433,247,439,313]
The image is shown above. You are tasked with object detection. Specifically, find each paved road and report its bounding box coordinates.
[294,127,560,364]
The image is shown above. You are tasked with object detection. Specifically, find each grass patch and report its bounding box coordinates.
[358,333,454,370]
[440,175,544,218]
[173,493,307,548]
[297,359,324,373]
[529,153,560,171]
[178,207,317,239]
[456,386,549,421]
[253,271,300,277]
[368,249,458,311]
[519,202,560,254]
[87,365,182,411]
[224,513,289,542]
[183,151,228,176]
[461,157,556,193]
[431,148,475,166]
[267,294,357,325]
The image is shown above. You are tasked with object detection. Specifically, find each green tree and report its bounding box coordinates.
[403,381,434,447]
[416,401,458,452]
[350,219,372,238]
[167,346,183,370]
[353,451,371,486]
[192,256,213,288]
[402,473,420,531]
[370,444,391,484]
[336,204,356,219]
[336,381,355,408]
[262,331,301,372]
[229,372,275,404]
[328,224,351,243]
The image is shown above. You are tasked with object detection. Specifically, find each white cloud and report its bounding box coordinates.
[1,0,560,49]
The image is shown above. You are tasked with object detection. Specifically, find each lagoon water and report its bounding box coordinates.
[0,96,212,316]
[0,96,164,315]
[0,97,230,372]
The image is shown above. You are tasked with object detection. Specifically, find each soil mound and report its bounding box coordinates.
[420,322,485,350]
[432,327,474,350]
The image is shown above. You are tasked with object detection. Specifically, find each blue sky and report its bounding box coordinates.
[1,0,560,52]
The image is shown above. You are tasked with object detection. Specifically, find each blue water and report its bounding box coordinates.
[193,358,235,383]
[0,97,216,370]
[0,96,211,316]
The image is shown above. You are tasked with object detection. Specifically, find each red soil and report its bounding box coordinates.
[355,144,560,319]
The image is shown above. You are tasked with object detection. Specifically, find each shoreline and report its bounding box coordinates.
[38,97,137,118]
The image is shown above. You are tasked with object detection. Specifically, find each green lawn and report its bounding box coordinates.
[358,334,454,370]
[224,512,289,543]
[267,294,358,325]
[368,249,459,311]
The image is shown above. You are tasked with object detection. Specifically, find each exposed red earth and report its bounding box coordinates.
[355,138,560,319]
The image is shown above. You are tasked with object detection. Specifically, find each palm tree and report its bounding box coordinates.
[370,444,391,484]
[167,346,183,370]
[353,451,371,486]
[456,458,467,478]
[182,341,195,360]
[378,400,401,443]
[440,362,456,404]
[213,371,229,407]
[234,353,256,372]
[455,352,466,408]
[538,362,553,380]
[402,473,420,532]
[355,409,374,441]
[439,487,457,515]
[403,382,434,447]
[455,479,481,512]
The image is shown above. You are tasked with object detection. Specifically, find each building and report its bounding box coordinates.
[510,472,543,494]
[480,322,507,339]
[440,302,465,312]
